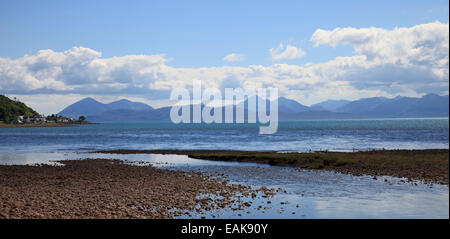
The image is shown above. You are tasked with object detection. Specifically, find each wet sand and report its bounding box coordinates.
[93,149,449,185]
[0,158,274,219]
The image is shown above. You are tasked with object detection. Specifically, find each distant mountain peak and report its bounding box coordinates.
[58,97,153,118]
[423,93,440,98]
[335,94,448,117]
[79,97,100,102]
[311,99,351,112]
[113,99,132,103]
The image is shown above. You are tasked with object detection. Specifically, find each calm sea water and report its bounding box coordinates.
[0,118,448,154]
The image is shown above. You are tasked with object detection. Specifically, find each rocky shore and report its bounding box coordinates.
[93,149,449,185]
[0,159,274,219]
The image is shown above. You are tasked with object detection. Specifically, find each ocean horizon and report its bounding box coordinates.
[1,118,448,156]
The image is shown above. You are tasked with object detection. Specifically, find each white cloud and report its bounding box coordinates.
[311,21,449,78]
[0,21,448,113]
[309,21,449,97]
[269,43,306,61]
[222,53,245,62]
[0,46,167,95]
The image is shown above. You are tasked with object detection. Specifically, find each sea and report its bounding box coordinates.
[0,118,448,153]
[0,118,448,218]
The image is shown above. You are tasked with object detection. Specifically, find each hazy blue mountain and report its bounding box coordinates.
[58,97,106,118]
[107,99,153,111]
[63,94,449,122]
[336,97,389,116]
[277,97,310,113]
[311,99,350,111]
[336,94,449,118]
[406,94,449,117]
[85,96,357,122]
[58,97,153,118]
[87,109,165,122]
[235,96,309,114]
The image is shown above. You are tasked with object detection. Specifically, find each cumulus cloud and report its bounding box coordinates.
[0,21,448,109]
[269,43,306,61]
[222,53,245,62]
[0,46,167,96]
[311,21,449,79]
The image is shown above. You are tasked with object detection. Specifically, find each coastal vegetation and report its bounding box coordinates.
[0,95,38,123]
[0,95,90,127]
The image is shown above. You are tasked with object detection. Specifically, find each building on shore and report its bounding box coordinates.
[15,115,76,124]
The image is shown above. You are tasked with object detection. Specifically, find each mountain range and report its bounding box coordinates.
[58,97,153,118]
[58,94,449,122]
[336,94,449,118]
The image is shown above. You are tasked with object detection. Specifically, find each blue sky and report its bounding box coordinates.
[0,0,449,114]
[1,0,448,67]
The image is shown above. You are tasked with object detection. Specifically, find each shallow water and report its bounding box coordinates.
[2,152,447,219]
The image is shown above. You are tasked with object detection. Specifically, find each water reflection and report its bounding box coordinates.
[0,152,65,165]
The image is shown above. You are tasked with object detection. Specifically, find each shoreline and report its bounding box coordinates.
[0,158,274,219]
[93,149,449,185]
[0,122,95,128]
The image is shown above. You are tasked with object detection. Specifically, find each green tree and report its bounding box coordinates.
[0,95,39,123]
[78,115,86,122]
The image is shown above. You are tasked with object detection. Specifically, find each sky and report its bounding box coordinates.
[0,0,449,114]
